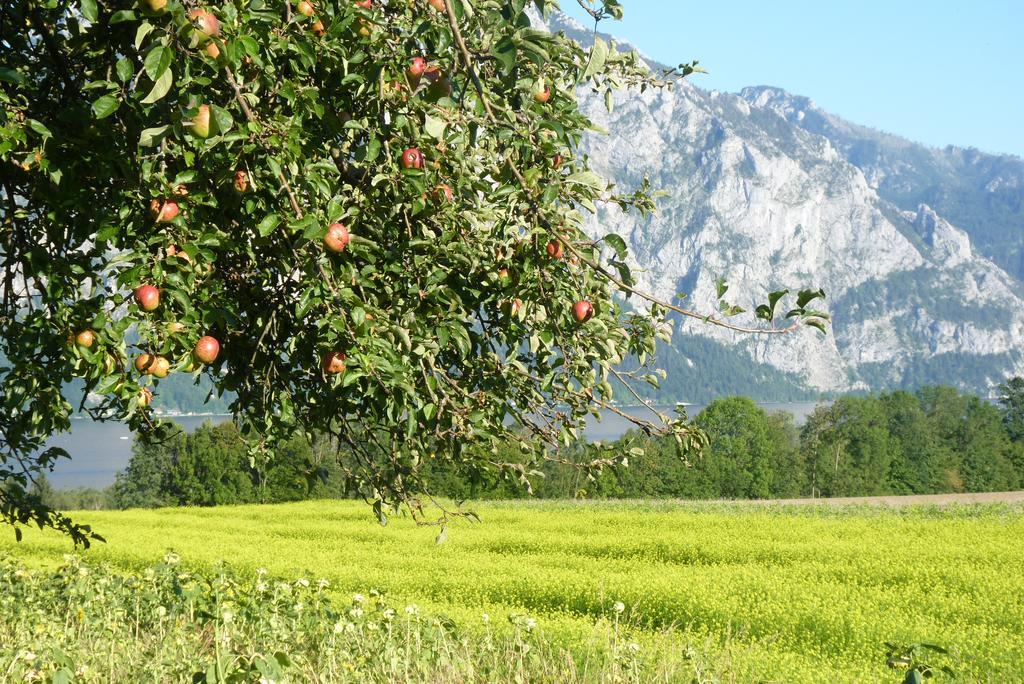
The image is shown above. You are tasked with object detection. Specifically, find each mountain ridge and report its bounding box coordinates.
[534,9,1024,399]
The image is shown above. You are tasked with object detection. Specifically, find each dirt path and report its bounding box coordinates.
[735,491,1024,507]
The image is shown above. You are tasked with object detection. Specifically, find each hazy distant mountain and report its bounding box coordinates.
[742,86,1024,282]
[534,11,1024,400]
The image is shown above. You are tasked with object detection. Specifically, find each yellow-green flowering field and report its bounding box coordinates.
[2,500,1022,682]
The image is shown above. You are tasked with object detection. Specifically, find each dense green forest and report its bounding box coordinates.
[37,381,1024,510]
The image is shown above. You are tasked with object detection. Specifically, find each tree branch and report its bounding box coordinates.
[444,5,800,337]
[223,65,303,218]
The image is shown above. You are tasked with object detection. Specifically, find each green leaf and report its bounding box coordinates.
[27,119,52,138]
[143,45,171,82]
[715,277,728,300]
[140,67,174,104]
[138,125,170,147]
[80,0,98,22]
[424,114,447,140]
[135,22,155,51]
[210,105,234,135]
[91,95,120,120]
[804,319,828,334]
[796,288,826,308]
[257,214,281,237]
[582,37,609,81]
[115,58,134,84]
[0,68,26,85]
[604,234,627,259]
[757,289,789,321]
[491,38,518,74]
[109,10,137,24]
[565,171,606,192]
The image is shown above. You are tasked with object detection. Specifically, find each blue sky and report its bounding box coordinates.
[560,1,1024,158]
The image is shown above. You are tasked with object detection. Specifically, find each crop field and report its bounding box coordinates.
[2,500,1023,682]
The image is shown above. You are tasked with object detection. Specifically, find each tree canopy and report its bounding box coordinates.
[0,0,828,544]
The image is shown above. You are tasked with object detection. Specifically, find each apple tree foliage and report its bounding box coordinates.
[0,0,829,544]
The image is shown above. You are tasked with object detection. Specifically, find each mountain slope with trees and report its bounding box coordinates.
[534,11,1024,400]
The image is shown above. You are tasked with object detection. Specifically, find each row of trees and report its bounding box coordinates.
[45,381,1024,509]
[431,385,1024,500]
[32,422,345,510]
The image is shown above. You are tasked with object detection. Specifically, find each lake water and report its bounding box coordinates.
[44,402,826,489]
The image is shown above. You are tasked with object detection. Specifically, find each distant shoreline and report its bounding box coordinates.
[70,412,234,421]
[68,400,830,422]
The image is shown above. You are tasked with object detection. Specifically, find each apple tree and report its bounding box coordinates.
[0,0,828,544]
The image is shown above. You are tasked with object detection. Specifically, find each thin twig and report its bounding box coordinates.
[223,66,303,218]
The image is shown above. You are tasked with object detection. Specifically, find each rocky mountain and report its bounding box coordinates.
[534,10,1024,400]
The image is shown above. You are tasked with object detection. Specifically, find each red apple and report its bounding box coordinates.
[311,20,326,36]
[572,300,594,323]
[138,387,154,408]
[355,0,371,7]
[165,244,193,263]
[324,223,350,253]
[134,285,160,312]
[424,65,443,83]
[134,353,156,373]
[297,0,315,16]
[194,336,220,364]
[189,8,220,40]
[191,104,211,139]
[534,87,551,104]
[234,170,249,193]
[401,147,424,170]
[139,0,167,13]
[75,330,96,348]
[497,267,511,285]
[322,351,347,374]
[204,41,221,59]
[501,298,523,318]
[408,57,426,80]
[553,154,563,169]
[150,199,179,223]
[149,356,170,378]
[545,239,564,259]
[424,66,452,97]
[427,0,446,11]
[433,183,453,203]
